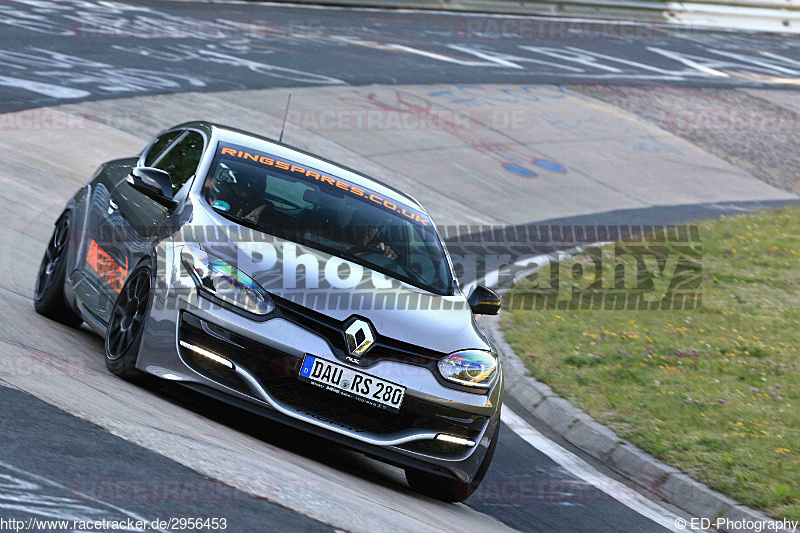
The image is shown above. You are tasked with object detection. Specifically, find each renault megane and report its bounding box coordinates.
[34,121,503,502]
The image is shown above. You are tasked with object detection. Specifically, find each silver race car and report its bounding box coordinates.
[34,122,503,502]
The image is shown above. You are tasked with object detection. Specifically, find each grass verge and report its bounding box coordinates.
[501,207,800,519]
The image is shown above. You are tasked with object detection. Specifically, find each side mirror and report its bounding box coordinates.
[467,285,501,315]
[127,167,176,208]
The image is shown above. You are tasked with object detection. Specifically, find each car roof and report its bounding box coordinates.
[170,121,425,211]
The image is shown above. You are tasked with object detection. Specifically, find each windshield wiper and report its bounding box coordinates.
[213,210,268,234]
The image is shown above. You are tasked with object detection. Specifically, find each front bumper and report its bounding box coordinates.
[136,250,503,482]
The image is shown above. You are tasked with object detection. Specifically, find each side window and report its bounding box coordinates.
[143,131,182,167]
[152,132,205,194]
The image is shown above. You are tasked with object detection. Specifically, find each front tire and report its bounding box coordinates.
[405,422,500,503]
[105,265,151,379]
[34,213,83,327]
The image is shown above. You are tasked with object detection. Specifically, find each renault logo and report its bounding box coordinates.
[345,319,374,357]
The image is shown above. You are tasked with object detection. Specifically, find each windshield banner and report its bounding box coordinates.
[216,142,429,227]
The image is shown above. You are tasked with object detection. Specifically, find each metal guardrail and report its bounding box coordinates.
[257,0,800,32]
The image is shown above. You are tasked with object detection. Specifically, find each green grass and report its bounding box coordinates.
[501,207,800,519]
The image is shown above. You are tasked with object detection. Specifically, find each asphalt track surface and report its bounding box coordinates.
[0,385,334,532]
[2,0,800,113]
[1,1,799,532]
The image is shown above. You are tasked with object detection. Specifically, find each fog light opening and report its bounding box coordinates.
[179,340,234,369]
[435,434,476,447]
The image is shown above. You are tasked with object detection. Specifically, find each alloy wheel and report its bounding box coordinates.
[107,269,150,361]
[35,216,70,300]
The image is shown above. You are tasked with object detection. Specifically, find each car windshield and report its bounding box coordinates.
[202,143,453,295]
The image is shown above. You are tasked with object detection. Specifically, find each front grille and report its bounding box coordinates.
[271,295,443,368]
[178,313,487,441]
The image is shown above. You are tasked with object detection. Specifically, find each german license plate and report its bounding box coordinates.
[298,355,405,413]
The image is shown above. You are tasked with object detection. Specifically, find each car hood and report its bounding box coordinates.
[188,207,491,354]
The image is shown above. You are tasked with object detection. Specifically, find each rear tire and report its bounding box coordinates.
[34,213,83,327]
[405,422,500,503]
[105,265,152,379]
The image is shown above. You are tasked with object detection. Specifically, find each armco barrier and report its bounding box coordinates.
[250,0,800,33]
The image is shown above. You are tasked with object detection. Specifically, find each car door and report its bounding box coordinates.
[74,129,184,323]
[69,156,138,323]
[83,129,205,324]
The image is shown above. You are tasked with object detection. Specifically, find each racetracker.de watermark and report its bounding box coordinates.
[276,109,526,131]
[665,108,800,132]
[71,17,323,40]
[452,18,702,40]
[0,109,137,131]
[0,355,97,378]
[472,473,666,503]
[68,478,275,502]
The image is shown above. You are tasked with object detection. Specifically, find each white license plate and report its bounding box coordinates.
[298,355,406,413]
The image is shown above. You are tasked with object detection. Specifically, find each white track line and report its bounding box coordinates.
[502,407,698,533]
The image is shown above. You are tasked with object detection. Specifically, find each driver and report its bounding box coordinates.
[207,164,266,220]
[344,211,398,261]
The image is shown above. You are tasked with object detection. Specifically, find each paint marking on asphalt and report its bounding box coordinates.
[0,76,90,99]
[501,407,702,533]
[0,460,168,533]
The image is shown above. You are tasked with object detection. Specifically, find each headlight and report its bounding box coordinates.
[181,246,274,316]
[438,350,497,388]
